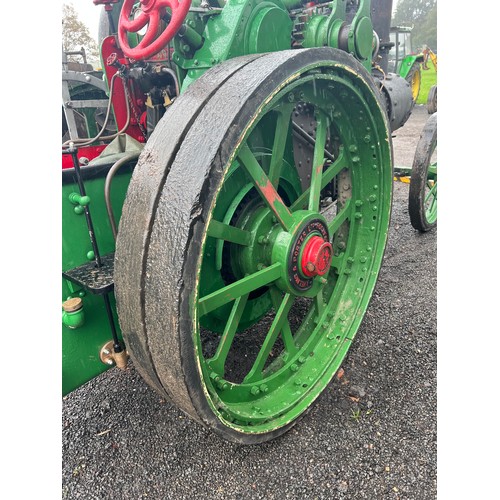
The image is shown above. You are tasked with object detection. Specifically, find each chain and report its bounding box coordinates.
[121,75,148,140]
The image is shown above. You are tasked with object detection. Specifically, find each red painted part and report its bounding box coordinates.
[62,145,107,169]
[93,0,120,5]
[100,36,147,144]
[118,0,192,60]
[300,236,333,278]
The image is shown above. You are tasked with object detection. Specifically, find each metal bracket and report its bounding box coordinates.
[99,341,129,369]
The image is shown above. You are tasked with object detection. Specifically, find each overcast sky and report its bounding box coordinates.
[68,1,103,40]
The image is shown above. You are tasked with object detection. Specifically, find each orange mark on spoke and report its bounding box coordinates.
[260,179,288,224]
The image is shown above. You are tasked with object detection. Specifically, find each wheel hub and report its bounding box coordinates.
[286,217,330,292]
[301,235,332,278]
[237,208,332,294]
[115,48,394,442]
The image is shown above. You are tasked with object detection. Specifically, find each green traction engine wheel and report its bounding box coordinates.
[115,48,393,443]
[409,112,437,232]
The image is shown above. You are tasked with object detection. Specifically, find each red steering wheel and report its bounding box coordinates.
[118,0,192,60]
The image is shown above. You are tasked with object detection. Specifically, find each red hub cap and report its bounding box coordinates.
[301,236,333,278]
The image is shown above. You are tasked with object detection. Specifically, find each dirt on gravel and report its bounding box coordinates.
[62,104,436,500]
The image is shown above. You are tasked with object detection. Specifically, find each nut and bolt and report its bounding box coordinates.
[251,386,260,395]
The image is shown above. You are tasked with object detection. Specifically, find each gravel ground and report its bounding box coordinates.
[62,104,436,499]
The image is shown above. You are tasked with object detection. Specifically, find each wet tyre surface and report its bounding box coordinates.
[62,105,436,499]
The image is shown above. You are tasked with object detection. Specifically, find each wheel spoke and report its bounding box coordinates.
[328,198,351,235]
[268,107,293,187]
[116,47,395,437]
[329,254,343,272]
[137,11,159,47]
[424,182,437,203]
[207,219,252,246]
[121,11,148,32]
[427,184,437,212]
[269,287,297,356]
[238,144,295,231]
[198,262,282,317]
[208,294,249,375]
[243,292,295,383]
[308,113,329,212]
[315,288,325,320]
[290,147,347,212]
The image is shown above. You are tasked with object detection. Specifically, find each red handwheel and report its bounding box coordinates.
[118,0,192,60]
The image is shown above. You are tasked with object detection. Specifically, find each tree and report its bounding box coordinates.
[412,4,437,50]
[392,0,437,51]
[393,0,436,25]
[62,3,99,68]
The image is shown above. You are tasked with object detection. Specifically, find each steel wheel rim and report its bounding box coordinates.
[193,65,392,434]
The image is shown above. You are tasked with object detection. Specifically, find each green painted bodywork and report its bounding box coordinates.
[63,0,391,401]
[173,0,374,89]
[62,307,86,330]
[295,0,374,72]
[62,164,133,395]
[175,0,293,90]
[398,54,421,79]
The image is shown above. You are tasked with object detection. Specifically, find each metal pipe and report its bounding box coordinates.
[292,122,336,163]
[62,72,120,147]
[103,293,123,353]
[104,151,141,240]
[68,144,102,267]
[67,143,124,353]
[62,71,133,148]
[161,67,180,96]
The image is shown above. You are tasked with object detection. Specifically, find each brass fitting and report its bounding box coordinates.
[99,341,129,370]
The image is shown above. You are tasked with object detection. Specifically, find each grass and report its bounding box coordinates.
[416,62,437,105]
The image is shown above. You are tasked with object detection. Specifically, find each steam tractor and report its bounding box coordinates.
[62,0,416,443]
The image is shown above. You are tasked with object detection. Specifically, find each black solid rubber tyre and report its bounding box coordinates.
[427,85,437,114]
[115,54,266,400]
[409,113,437,232]
[115,48,392,443]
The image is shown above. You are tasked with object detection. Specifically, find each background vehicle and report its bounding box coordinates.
[62,0,416,443]
[388,25,436,106]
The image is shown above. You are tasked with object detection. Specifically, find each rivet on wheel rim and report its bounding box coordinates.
[115,48,393,442]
